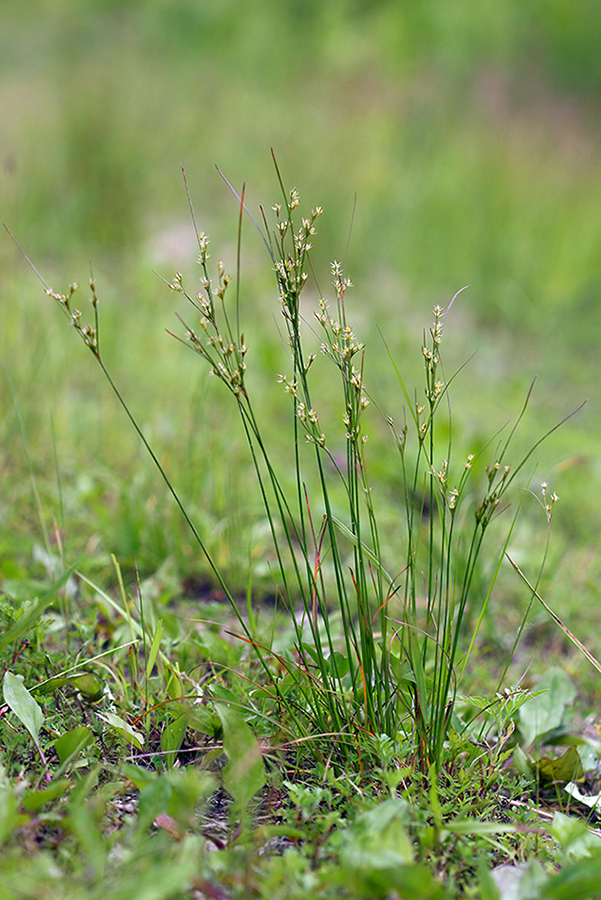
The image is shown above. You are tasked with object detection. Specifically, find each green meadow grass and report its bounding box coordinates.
[3,3,601,896]
[2,166,601,899]
[3,0,601,681]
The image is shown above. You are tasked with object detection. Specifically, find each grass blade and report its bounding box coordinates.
[506,554,601,675]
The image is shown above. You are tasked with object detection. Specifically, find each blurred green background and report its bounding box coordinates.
[2,0,601,672]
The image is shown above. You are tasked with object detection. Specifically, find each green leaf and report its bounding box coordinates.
[160,714,188,768]
[165,664,183,699]
[35,670,103,701]
[70,673,104,700]
[137,776,172,835]
[174,703,219,736]
[211,685,240,705]
[68,768,100,807]
[3,671,44,745]
[387,653,416,686]
[513,744,533,779]
[337,800,444,899]
[122,763,157,791]
[300,642,320,664]
[542,857,601,899]
[101,712,144,750]
[535,745,584,784]
[519,668,576,748]
[145,619,163,679]
[325,652,349,678]
[34,643,136,695]
[215,703,265,814]
[55,726,93,765]
[35,675,75,695]
[165,768,216,828]
[578,744,598,774]
[551,811,601,861]
[339,798,414,871]
[23,779,71,811]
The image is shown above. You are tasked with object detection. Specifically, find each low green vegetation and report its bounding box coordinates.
[3,169,601,898]
[4,2,601,897]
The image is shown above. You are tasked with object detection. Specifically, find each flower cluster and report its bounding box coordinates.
[314,267,369,447]
[474,460,513,528]
[272,192,322,328]
[422,304,446,406]
[169,245,247,398]
[541,481,559,522]
[46,279,99,355]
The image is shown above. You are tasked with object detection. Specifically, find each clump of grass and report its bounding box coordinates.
[163,161,575,776]
[9,165,601,899]
[10,162,570,780]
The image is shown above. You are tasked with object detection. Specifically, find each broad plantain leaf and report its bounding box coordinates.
[519,668,576,748]
[3,671,44,745]
[55,726,94,766]
[535,745,584,784]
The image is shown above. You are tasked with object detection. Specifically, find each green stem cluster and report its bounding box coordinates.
[34,169,569,774]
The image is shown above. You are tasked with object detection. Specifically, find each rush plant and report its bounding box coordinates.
[15,163,566,775]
